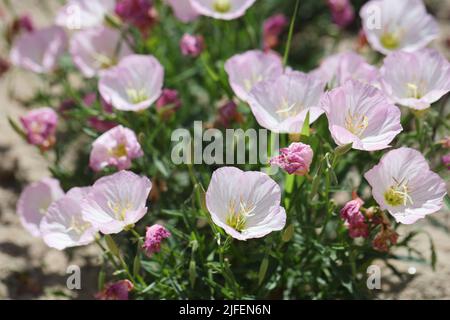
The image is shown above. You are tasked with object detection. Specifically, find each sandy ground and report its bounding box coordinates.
[0,0,449,300]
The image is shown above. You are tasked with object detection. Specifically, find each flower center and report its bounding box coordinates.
[126,88,148,104]
[384,178,413,207]
[225,199,255,232]
[213,0,231,13]
[68,216,91,235]
[93,53,117,69]
[345,110,369,137]
[380,32,400,50]
[406,83,423,99]
[276,97,301,119]
[110,143,127,158]
[108,200,132,220]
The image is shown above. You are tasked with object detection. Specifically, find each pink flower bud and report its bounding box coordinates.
[340,197,364,221]
[180,33,204,57]
[372,228,398,252]
[156,88,182,119]
[20,107,58,151]
[347,212,369,239]
[269,142,313,176]
[115,0,158,33]
[216,101,243,128]
[327,0,354,28]
[263,14,288,51]
[143,224,171,257]
[95,280,134,300]
[442,154,450,170]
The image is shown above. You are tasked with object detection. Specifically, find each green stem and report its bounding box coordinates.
[283,0,300,67]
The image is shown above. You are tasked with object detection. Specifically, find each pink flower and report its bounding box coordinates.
[443,154,450,170]
[81,170,152,234]
[248,72,325,134]
[360,0,439,55]
[380,49,450,110]
[70,26,132,78]
[115,0,158,33]
[16,178,64,237]
[89,125,144,172]
[99,54,164,111]
[320,80,402,151]
[340,197,364,221]
[347,213,369,239]
[55,0,115,30]
[310,51,380,89]
[269,142,313,176]
[263,14,288,51]
[365,148,447,224]
[190,0,256,20]
[224,50,283,102]
[143,224,171,256]
[96,280,134,300]
[20,107,59,151]
[216,101,242,127]
[10,26,67,74]
[206,167,286,241]
[40,187,98,250]
[327,0,354,28]
[166,0,199,23]
[180,33,204,57]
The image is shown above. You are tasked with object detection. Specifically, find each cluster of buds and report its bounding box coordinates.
[340,193,399,252]
[115,0,158,35]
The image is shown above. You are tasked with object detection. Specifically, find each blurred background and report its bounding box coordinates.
[0,0,449,299]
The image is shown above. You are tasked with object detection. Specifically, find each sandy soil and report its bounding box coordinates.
[0,0,449,300]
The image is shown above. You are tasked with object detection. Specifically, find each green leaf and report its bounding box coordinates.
[258,256,269,285]
[300,111,310,137]
[97,269,105,291]
[133,253,141,278]
[189,260,197,289]
[8,117,26,140]
[282,224,295,242]
[104,235,120,257]
[334,143,353,156]
[154,158,169,177]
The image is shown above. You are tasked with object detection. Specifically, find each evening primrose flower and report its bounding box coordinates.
[10,26,67,74]
[81,170,152,234]
[190,0,256,20]
[20,107,58,151]
[248,72,325,134]
[360,0,439,55]
[206,167,286,241]
[55,0,115,30]
[89,125,143,172]
[224,50,283,102]
[16,178,64,237]
[364,148,447,224]
[166,0,199,23]
[269,142,313,176]
[99,54,164,111]
[70,26,132,78]
[310,51,380,89]
[320,80,402,151]
[380,49,450,110]
[40,187,98,250]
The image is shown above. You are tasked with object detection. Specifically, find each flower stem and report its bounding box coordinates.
[283,0,300,67]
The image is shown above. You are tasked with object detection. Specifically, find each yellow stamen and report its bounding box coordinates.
[345,110,369,137]
[225,198,255,232]
[384,178,413,207]
[126,88,148,104]
[380,32,400,50]
[110,143,127,158]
